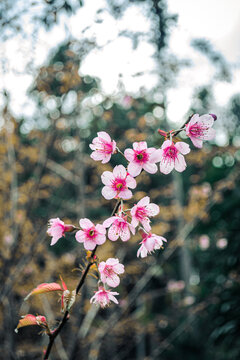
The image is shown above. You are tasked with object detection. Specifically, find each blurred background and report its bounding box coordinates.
[0,0,240,359]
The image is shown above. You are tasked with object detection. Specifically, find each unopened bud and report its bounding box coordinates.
[64,224,76,233]
[209,113,217,121]
[158,129,167,137]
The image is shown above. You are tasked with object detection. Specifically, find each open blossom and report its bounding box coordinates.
[98,258,125,287]
[47,218,75,246]
[89,131,116,163]
[90,285,119,308]
[185,114,216,148]
[101,165,136,200]
[158,140,190,174]
[103,213,135,241]
[124,141,161,177]
[75,218,106,250]
[137,232,167,258]
[131,196,159,232]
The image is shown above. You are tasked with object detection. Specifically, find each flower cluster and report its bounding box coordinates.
[44,114,216,309]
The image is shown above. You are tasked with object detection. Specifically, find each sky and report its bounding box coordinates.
[1,0,240,132]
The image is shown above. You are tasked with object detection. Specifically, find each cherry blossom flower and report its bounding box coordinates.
[103,213,135,241]
[158,140,190,174]
[137,232,167,258]
[98,258,125,287]
[185,114,216,148]
[47,218,75,246]
[90,285,119,308]
[89,132,116,163]
[131,196,159,231]
[101,165,136,200]
[124,141,161,177]
[75,218,106,250]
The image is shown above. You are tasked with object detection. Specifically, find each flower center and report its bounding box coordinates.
[136,207,147,220]
[113,178,126,192]
[189,124,204,137]
[134,150,148,163]
[165,145,178,159]
[104,265,114,277]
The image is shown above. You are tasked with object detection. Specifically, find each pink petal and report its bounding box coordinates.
[190,136,203,148]
[146,203,159,216]
[113,165,126,179]
[124,149,135,162]
[108,294,119,304]
[201,127,215,140]
[95,233,106,245]
[106,274,120,288]
[133,141,147,150]
[137,244,147,258]
[90,151,104,162]
[50,236,60,246]
[187,114,199,127]
[97,131,111,142]
[127,162,142,177]
[138,196,150,207]
[108,224,119,241]
[126,175,136,189]
[102,186,117,200]
[80,218,94,229]
[84,239,97,250]
[161,140,172,149]
[148,149,162,163]
[101,171,114,186]
[103,216,117,228]
[75,230,85,243]
[120,189,133,200]
[175,142,190,155]
[101,154,112,164]
[120,225,131,241]
[141,218,151,232]
[95,224,106,235]
[131,217,139,228]
[142,162,158,174]
[198,114,214,128]
[98,261,106,272]
[144,237,155,251]
[160,158,174,174]
[113,263,125,274]
[106,258,119,266]
[174,153,187,172]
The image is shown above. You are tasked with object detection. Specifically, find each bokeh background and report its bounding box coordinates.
[1,1,240,359]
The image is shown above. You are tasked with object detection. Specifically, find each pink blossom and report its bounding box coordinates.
[98,258,125,287]
[124,141,161,177]
[89,131,116,164]
[75,218,106,250]
[158,140,190,174]
[90,286,119,308]
[47,218,75,246]
[185,114,216,148]
[101,165,136,200]
[103,213,135,241]
[137,232,167,258]
[131,196,159,231]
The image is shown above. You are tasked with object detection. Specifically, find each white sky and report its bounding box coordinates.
[1,0,240,127]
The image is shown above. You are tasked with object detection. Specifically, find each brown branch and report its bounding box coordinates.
[43,198,121,359]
